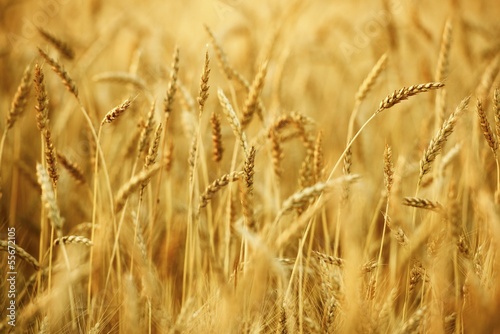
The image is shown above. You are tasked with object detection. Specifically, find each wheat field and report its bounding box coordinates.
[1,0,500,333]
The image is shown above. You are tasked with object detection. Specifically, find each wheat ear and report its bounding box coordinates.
[198,171,244,211]
[38,28,75,60]
[36,163,64,234]
[377,82,444,113]
[115,164,162,213]
[37,47,78,97]
[6,64,32,130]
[0,240,41,270]
[217,88,249,156]
[101,98,132,125]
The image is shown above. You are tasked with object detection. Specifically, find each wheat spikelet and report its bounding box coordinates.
[6,64,32,130]
[115,164,162,213]
[34,64,49,131]
[93,72,147,91]
[37,47,78,97]
[56,153,85,183]
[0,240,41,270]
[164,47,180,115]
[356,53,388,102]
[217,88,248,156]
[137,101,156,156]
[402,197,443,212]
[419,96,469,183]
[384,144,394,193]
[376,82,444,113]
[210,111,224,162]
[197,50,211,113]
[198,171,244,210]
[38,28,75,60]
[101,98,132,125]
[36,163,64,232]
[241,61,268,128]
[43,129,59,187]
[54,235,93,247]
[476,98,498,154]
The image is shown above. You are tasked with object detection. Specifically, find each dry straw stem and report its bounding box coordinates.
[37,47,78,97]
[164,47,180,115]
[57,153,85,184]
[419,96,470,184]
[6,64,32,130]
[198,171,244,210]
[476,98,498,154]
[210,111,223,162]
[241,61,268,128]
[377,82,444,113]
[38,28,75,60]
[34,64,49,131]
[36,163,64,232]
[43,129,59,187]
[54,235,93,247]
[355,53,388,102]
[115,164,162,213]
[0,240,41,270]
[101,98,132,125]
[197,50,211,113]
[402,197,443,212]
[137,101,156,156]
[217,88,249,156]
